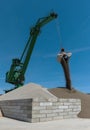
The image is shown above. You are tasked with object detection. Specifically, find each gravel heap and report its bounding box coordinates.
[0,83,57,101]
[0,83,90,118]
[48,87,90,118]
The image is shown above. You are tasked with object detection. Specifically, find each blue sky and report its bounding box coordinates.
[0,0,90,93]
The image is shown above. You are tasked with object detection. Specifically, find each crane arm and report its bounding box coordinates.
[21,13,57,74]
[6,12,57,88]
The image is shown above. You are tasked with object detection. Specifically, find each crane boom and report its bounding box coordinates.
[6,12,57,88]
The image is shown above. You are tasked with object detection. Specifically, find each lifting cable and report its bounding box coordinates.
[55,18,63,50]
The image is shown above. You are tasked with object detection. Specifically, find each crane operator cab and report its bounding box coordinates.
[6,58,24,87]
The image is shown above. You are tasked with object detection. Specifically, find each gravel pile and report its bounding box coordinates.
[0,83,57,101]
[49,87,90,118]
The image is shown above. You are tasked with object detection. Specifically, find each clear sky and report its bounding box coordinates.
[0,0,90,94]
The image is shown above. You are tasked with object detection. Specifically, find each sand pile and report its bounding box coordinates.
[48,87,90,118]
[0,83,57,101]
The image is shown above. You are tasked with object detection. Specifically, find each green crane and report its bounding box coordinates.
[6,12,57,90]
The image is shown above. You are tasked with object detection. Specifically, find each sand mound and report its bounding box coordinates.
[0,83,57,101]
[48,87,90,118]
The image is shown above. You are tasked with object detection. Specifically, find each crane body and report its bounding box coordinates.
[6,13,57,88]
